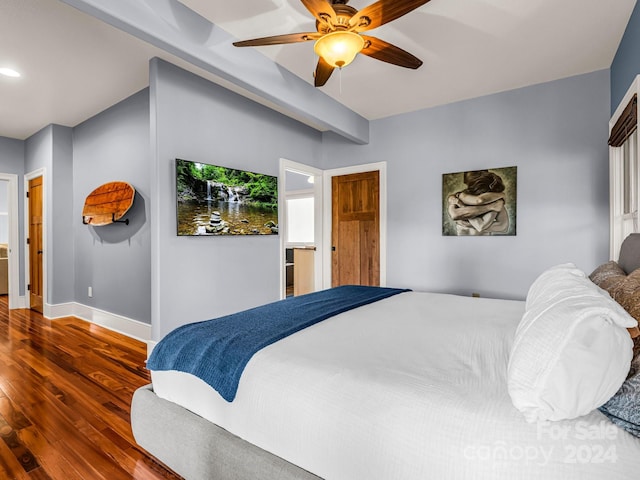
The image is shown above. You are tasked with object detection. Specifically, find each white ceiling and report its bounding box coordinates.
[0,0,237,140]
[0,0,636,140]
[182,0,636,119]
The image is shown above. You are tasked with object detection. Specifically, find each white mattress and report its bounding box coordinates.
[151,291,640,479]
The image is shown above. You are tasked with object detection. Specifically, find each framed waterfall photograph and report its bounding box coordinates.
[442,166,517,236]
[175,158,278,236]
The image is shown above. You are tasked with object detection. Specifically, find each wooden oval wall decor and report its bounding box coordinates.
[82,181,135,226]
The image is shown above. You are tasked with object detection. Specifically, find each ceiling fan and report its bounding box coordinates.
[233,0,431,87]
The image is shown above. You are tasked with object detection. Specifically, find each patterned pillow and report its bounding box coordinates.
[599,347,640,438]
[590,263,640,338]
[610,268,640,338]
[611,268,640,306]
[589,261,626,291]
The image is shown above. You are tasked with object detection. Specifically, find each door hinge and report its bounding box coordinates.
[26,191,29,198]
[26,238,30,245]
[27,284,30,291]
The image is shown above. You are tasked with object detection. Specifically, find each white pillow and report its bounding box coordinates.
[508,264,635,422]
[524,263,588,311]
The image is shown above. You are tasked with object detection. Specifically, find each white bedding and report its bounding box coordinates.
[151,291,640,479]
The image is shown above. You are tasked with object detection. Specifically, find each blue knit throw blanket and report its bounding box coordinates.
[147,285,410,401]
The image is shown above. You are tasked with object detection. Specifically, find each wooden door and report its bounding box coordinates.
[28,177,43,313]
[332,171,380,287]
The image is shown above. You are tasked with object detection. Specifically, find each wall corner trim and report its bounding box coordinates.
[44,302,151,342]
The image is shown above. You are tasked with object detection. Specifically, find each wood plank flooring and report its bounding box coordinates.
[0,296,182,479]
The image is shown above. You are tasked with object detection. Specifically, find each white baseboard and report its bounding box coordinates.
[44,302,151,342]
[44,302,74,319]
[9,295,27,309]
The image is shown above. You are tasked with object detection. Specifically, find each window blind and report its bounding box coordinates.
[609,94,638,147]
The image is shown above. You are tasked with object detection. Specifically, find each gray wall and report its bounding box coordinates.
[25,125,52,175]
[73,89,151,323]
[0,136,25,294]
[0,137,25,175]
[0,60,617,330]
[151,59,323,339]
[611,0,640,113]
[51,125,74,304]
[322,70,611,300]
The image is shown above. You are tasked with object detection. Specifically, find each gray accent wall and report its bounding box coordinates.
[25,125,52,175]
[611,0,640,114]
[322,70,611,300]
[73,89,151,323]
[0,59,618,333]
[150,59,323,339]
[0,137,25,175]
[51,125,74,304]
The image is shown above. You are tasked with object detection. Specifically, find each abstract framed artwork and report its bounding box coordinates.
[442,166,517,236]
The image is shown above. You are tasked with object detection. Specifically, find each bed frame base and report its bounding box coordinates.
[131,385,322,480]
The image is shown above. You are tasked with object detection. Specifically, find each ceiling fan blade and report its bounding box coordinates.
[314,57,335,87]
[300,0,337,26]
[350,0,431,32]
[361,35,423,69]
[233,32,319,47]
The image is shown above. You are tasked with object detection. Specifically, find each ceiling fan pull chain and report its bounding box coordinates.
[339,67,342,94]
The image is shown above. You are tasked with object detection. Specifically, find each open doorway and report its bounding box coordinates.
[0,181,9,299]
[0,173,20,308]
[279,159,323,299]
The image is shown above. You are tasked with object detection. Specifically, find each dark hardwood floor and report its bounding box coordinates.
[0,295,182,479]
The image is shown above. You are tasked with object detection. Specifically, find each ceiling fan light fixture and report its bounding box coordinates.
[314,31,364,68]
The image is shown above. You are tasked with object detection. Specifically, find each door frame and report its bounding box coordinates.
[323,161,387,289]
[0,173,20,308]
[279,159,324,299]
[24,168,46,311]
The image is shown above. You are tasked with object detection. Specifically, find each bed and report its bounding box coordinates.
[132,239,640,480]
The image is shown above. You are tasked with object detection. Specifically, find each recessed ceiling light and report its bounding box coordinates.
[0,68,21,78]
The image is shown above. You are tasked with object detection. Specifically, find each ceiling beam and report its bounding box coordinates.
[59,0,370,144]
